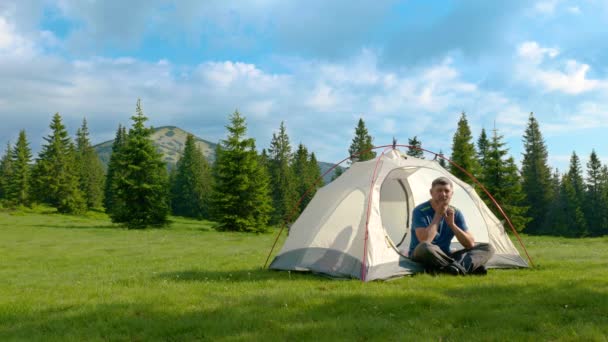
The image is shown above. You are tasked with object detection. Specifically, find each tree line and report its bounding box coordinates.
[1,101,607,237]
[342,112,608,237]
[0,100,323,232]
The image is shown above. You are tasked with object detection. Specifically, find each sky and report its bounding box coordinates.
[1,0,607,172]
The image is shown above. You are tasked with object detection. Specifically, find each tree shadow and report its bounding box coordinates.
[30,223,121,230]
[1,281,605,340]
[156,267,333,283]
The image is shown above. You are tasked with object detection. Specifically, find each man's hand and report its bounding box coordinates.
[445,207,455,227]
[431,201,449,217]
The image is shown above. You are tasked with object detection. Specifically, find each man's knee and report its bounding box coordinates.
[412,242,439,260]
[475,243,495,255]
[414,241,433,254]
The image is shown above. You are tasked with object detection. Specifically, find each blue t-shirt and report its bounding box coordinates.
[408,200,468,256]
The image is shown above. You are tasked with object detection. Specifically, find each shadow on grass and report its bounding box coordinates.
[31,223,121,230]
[1,281,606,340]
[156,268,330,283]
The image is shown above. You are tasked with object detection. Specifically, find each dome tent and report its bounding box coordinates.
[268,147,530,281]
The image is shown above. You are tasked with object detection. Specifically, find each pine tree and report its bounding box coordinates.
[291,144,323,215]
[259,149,269,171]
[544,168,564,235]
[585,150,604,236]
[308,152,323,190]
[480,128,530,231]
[437,149,448,168]
[407,136,424,158]
[348,118,376,163]
[110,99,170,228]
[476,128,490,181]
[170,134,211,219]
[268,121,297,225]
[565,152,587,236]
[559,174,587,237]
[600,165,608,235]
[450,112,479,185]
[521,112,553,234]
[292,143,309,216]
[75,118,105,209]
[103,125,127,215]
[211,110,272,232]
[0,142,13,201]
[7,130,32,206]
[31,113,86,214]
[331,166,344,181]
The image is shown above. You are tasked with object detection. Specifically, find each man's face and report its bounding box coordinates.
[430,184,453,204]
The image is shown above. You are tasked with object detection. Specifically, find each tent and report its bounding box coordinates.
[268,148,530,281]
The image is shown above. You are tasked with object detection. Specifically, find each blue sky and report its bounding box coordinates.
[1,0,607,172]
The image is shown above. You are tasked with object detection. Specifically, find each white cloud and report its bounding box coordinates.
[567,6,581,14]
[0,15,34,57]
[307,83,337,111]
[534,0,560,14]
[516,41,606,95]
[517,41,559,64]
[534,60,600,94]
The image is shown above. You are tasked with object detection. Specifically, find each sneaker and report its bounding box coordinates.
[441,264,463,276]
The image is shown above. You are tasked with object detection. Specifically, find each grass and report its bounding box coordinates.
[1,206,607,341]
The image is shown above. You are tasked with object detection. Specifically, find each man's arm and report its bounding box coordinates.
[414,211,443,243]
[445,208,475,249]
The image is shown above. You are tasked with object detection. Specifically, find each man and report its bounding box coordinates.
[408,176,494,275]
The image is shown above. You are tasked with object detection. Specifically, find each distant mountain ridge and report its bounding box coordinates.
[93,126,341,183]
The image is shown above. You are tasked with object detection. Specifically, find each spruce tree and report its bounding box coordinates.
[0,142,13,201]
[544,168,564,235]
[170,134,211,219]
[600,165,608,235]
[103,125,127,215]
[407,136,424,158]
[291,144,323,215]
[521,112,553,234]
[585,150,605,236]
[348,118,376,163]
[480,128,529,231]
[211,110,272,232]
[110,99,170,228]
[437,149,448,168]
[565,152,587,236]
[268,121,297,225]
[31,113,85,214]
[476,128,490,181]
[259,149,269,171]
[331,166,344,181]
[450,112,479,185]
[308,152,323,189]
[7,130,32,206]
[75,119,105,209]
[558,173,587,237]
[292,143,309,216]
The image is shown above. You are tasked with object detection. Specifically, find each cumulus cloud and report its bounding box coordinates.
[0,38,528,162]
[516,41,607,95]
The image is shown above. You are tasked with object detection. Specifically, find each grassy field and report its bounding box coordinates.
[1,207,607,341]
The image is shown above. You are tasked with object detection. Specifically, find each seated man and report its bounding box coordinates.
[408,176,494,275]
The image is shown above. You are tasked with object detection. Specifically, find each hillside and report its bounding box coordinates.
[93,126,341,183]
[94,126,216,166]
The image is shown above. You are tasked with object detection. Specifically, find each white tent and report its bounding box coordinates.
[269,149,529,281]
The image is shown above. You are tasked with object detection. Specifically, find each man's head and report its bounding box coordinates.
[430,176,453,205]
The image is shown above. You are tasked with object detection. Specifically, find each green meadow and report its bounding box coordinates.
[1,207,607,341]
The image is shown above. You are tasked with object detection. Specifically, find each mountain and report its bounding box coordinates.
[94,126,216,167]
[93,126,342,184]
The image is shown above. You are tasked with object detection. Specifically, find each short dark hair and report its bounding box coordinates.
[431,176,453,188]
